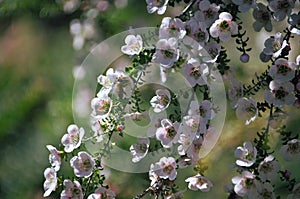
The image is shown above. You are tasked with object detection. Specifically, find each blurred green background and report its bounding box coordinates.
[0,0,299,199]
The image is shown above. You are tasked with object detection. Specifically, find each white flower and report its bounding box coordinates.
[159,17,186,39]
[258,155,280,182]
[61,124,85,153]
[149,163,159,185]
[287,183,300,199]
[61,179,83,199]
[184,19,209,47]
[43,168,57,197]
[121,34,143,55]
[269,58,296,83]
[87,187,116,199]
[146,0,169,15]
[153,37,179,68]
[182,59,209,87]
[203,41,221,63]
[289,13,300,35]
[268,0,294,21]
[186,137,203,160]
[232,171,260,197]
[253,3,272,32]
[156,119,180,148]
[265,80,295,107]
[70,151,95,177]
[234,141,257,167]
[235,97,258,125]
[232,0,256,12]
[91,91,113,118]
[90,118,105,142]
[130,137,150,163]
[46,145,62,171]
[185,174,213,192]
[209,12,238,42]
[194,0,220,28]
[147,112,165,137]
[150,157,177,180]
[189,100,216,123]
[262,33,288,59]
[150,89,171,113]
[280,139,300,161]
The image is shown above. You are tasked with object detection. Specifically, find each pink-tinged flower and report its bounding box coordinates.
[232,0,256,12]
[179,114,205,136]
[182,59,209,87]
[280,139,300,161]
[178,131,195,156]
[269,58,296,83]
[257,182,276,199]
[234,141,257,167]
[232,171,260,197]
[70,151,95,177]
[130,137,150,163]
[194,0,220,28]
[60,179,83,199]
[235,97,258,125]
[203,41,221,63]
[265,80,295,107]
[90,118,105,142]
[156,119,180,148]
[150,157,177,180]
[209,12,238,42]
[121,34,143,55]
[46,145,62,171]
[258,155,280,181]
[91,92,112,118]
[268,0,295,21]
[150,89,171,113]
[43,168,57,197]
[186,137,203,160]
[253,3,272,32]
[147,112,165,137]
[61,124,85,153]
[159,17,186,39]
[185,174,213,192]
[262,33,288,60]
[149,163,159,185]
[153,37,179,68]
[188,100,216,123]
[287,182,300,199]
[184,19,209,47]
[87,187,116,199]
[146,0,169,15]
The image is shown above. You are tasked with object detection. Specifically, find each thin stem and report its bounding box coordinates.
[177,0,197,19]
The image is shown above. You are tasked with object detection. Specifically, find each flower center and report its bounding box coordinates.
[219,20,230,31]
[277,64,290,75]
[190,67,201,79]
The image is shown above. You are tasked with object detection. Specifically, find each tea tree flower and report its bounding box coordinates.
[153,37,179,68]
[46,145,62,171]
[150,157,177,180]
[268,0,295,21]
[156,119,180,148]
[43,168,57,197]
[203,41,221,62]
[269,58,296,83]
[280,139,300,161]
[146,0,169,15]
[121,34,143,55]
[234,141,257,167]
[91,93,112,118]
[194,0,220,28]
[61,124,85,153]
[265,81,295,107]
[87,187,116,199]
[130,137,150,163]
[159,17,186,39]
[253,3,272,32]
[209,12,238,42]
[189,100,215,123]
[61,179,83,199]
[262,33,288,60]
[258,155,280,181]
[289,12,300,34]
[232,171,260,197]
[185,174,213,192]
[232,0,256,13]
[70,151,95,177]
[150,89,171,113]
[182,60,209,87]
[235,97,258,125]
[186,137,203,160]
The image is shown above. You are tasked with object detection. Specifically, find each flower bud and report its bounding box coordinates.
[240,53,250,63]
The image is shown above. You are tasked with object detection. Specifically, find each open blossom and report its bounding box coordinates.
[182,59,209,87]
[87,187,116,199]
[150,157,177,180]
[185,174,213,192]
[146,0,169,15]
[232,171,260,197]
[280,139,300,161]
[159,17,186,39]
[253,3,272,32]
[91,91,112,118]
[184,19,209,47]
[268,0,295,21]
[150,89,171,113]
[70,151,95,177]
[130,137,150,163]
[265,80,295,107]
[203,41,221,62]
[121,34,143,55]
[61,124,85,153]
[43,168,57,197]
[289,12,300,35]
[61,179,83,199]
[235,141,257,167]
[194,0,220,28]
[269,58,296,83]
[258,182,276,199]
[46,145,62,171]
[189,100,215,124]
[209,12,238,42]
[153,37,179,68]
[156,119,180,148]
[235,97,258,125]
[258,155,280,181]
[147,111,165,137]
[232,0,256,13]
[262,33,288,61]
[186,137,203,160]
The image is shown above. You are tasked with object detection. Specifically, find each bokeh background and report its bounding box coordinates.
[0,0,299,198]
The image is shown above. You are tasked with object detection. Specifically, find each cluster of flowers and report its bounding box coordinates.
[43,0,300,198]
